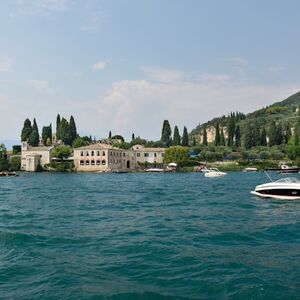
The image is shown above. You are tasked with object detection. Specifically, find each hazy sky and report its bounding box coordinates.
[1,0,300,145]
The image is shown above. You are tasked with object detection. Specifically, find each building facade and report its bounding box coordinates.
[132,144,165,165]
[73,143,137,172]
[21,142,55,171]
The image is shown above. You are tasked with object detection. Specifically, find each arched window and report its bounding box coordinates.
[91,160,95,165]
[97,151,100,156]
[91,151,94,156]
[96,160,100,165]
[103,151,106,156]
[80,151,84,156]
[101,160,106,165]
[86,151,89,156]
[80,160,84,165]
[85,160,90,165]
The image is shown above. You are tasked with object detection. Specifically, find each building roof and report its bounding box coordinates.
[133,147,165,152]
[26,146,54,152]
[75,143,120,150]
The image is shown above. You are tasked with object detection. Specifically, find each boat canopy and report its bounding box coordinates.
[275,177,300,183]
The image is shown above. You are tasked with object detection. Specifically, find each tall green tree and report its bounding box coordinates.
[244,125,253,149]
[29,128,39,146]
[131,133,135,141]
[60,118,72,145]
[220,127,225,146]
[0,144,9,171]
[181,126,189,146]
[21,118,32,142]
[235,125,241,147]
[69,115,77,143]
[275,123,283,145]
[268,120,277,147]
[202,125,208,146]
[42,125,52,146]
[173,126,181,146]
[161,120,172,147]
[215,123,220,146]
[260,127,267,146]
[285,123,292,144]
[56,114,61,140]
[109,131,112,139]
[252,123,260,147]
[227,114,236,146]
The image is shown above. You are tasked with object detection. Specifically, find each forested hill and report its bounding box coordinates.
[190,91,300,147]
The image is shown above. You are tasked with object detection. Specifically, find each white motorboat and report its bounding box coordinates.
[243,167,258,172]
[251,177,300,200]
[203,168,227,178]
[145,168,164,172]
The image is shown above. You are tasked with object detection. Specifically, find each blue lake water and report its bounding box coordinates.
[0,172,299,299]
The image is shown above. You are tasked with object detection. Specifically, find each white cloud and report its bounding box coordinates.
[81,9,107,32]
[141,66,185,83]
[0,57,14,72]
[27,80,51,92]
[196,73,231,82]
[227,57,248,66]
[92,61,108,70]
[12,0,69,17]
[268,65,286,74]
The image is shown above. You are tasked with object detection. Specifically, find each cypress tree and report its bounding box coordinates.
[181,126,189,146]
[227,113,236,147]
[132,133,135,141]
[60,118,72,145]
[244,125,253,149]
[42,126,48,145]
[252,123,260,147]
[220,127,225,146]
[215,123,220,146]
[21,118,32,141]
[173,126,181,146]
[285,123,292,144]
[260,127,267,146]
[161,120,172,147]
[109,131,112,139]
[192,136,196,146]
[235,125,241,147]
[275,124,283,145]
[202,125,208,146]
[268,120,277,147]
[56,114,61,140]
[69,115,77,144]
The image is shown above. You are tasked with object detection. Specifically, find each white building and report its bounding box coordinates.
[21,142,55,172]
[73,143,136,172]
[132,144,165,165]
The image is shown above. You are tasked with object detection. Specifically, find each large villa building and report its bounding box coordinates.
[21,141,166,172]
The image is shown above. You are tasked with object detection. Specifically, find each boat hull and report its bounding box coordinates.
[251,190,300,200]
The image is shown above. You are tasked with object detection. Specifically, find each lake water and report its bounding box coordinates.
[0,172,299,299]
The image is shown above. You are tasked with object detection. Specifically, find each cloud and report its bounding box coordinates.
[92,61,108,70]
[227,57,248,66]
[0,57,14,72]
[196,73,231,82]
[27,80,51,92]
[268,65,286,74]
[84,77,299,140]
[141,66,185,83]
[12,0,69,17]
[81,9,107,32]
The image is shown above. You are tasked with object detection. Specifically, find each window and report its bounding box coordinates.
[91,151,94,156]
[137,153,140,157]
[91,160,95,165]
[86,151,89,156]
[144,153,149,157]
[102,160,106,165]
[154,153,157,157]
[123,153,125,157]
[97,151,100,156]
[103,151,106,156]
[96,160,100,165]
[80,151,84,156]
[85,160,90,165]
[162,153,164,157]
[80,160,84,165]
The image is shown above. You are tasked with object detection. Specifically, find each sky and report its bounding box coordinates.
[1,0,300,147]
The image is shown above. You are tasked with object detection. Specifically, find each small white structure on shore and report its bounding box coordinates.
[21,142,55,172]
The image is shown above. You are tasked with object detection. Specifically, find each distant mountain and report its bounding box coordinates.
[190,91,300,145]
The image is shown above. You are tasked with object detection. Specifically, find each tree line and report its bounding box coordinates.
[161,120,189,147]
[21,114,77,146]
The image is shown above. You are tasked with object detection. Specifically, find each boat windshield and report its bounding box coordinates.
[275,177,300,183]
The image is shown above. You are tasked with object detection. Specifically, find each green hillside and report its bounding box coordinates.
[190,91,300,147]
